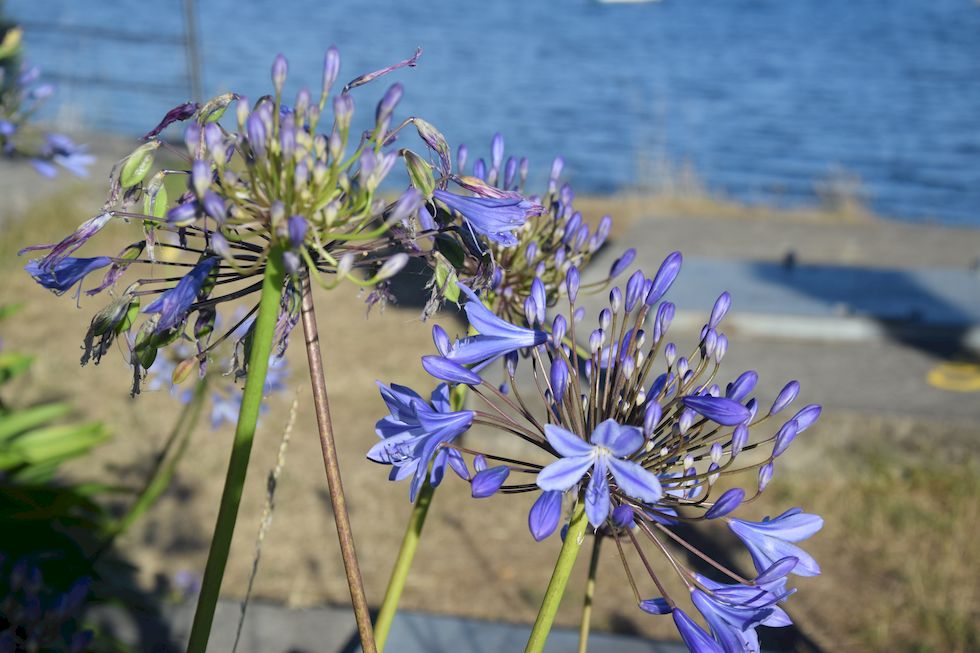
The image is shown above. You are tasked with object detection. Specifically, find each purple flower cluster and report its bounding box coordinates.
[370,251,822,652]
[21,49,538,395]
[0,27,91,177]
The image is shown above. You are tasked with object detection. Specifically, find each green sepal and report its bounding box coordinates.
[402,149,435,198]
[198,93,237,124]
[121,141,161,189]
[143,171,169,221]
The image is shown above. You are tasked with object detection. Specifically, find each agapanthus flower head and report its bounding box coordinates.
[21,47,506,394]
[369,251,822,652]
[409,132,634,325]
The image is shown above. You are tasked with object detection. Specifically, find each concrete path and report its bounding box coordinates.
[91,599,688,653]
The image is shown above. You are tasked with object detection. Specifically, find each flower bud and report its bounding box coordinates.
[770,381,801,415]
[246,112,267,157]
[491,132,504,172]
[456,144,468,173]
[376,83,403,123]
[709,291,732,328]
[552,314,567,343]
[376,253,408,280]
[322,46,340,95]
[704,488,744,519]
[287,215,308,248]
[644,402,662,436]
[272,53,288,93]
[609,287,623,314]
[731,424,749,457]
[560,267,579,304]
[646,251,682,305]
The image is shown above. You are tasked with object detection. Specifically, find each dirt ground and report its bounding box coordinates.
[1,175,978,652]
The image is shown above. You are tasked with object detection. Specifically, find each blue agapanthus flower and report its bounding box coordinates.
[426,283,548,371]
[24,256,111,296]
[433,189,539,246]
[143,257,218,332]
[369,382,473,501]
[369,250,823,653]
[537,420,662,528]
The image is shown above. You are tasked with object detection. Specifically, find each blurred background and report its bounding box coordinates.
[0,1,978,652]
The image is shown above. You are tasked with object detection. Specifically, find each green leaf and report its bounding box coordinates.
[0,303,25,321]
[0,352,34,384]
[434,234,466,269]
[0,403,72,443]
[120,141,161,189]
[10,422,110,467]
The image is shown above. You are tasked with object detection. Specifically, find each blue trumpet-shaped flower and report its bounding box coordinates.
[433,189,538,246]
[369,382,473,501]
[143,257,218,332]
[536,419,662,528]
[443,284,548,367]
[24,256,112,295]
[728,508,823,580]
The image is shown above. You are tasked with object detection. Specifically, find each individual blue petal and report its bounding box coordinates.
[584,455,610,527]
[25,256,112,295]
[421,355,482,385]
[673,608,724,653]
[434,189,537,245]
[729,516,822,577]
[682,395,751,426]
[754,556,799,585]
[528,490,563,541]
[458,284,548,342]
[471,466,510,498]
[429,383,452,413]
[447,449,469,480]
[704,488,745,519]
[691,589,768,653]
[544,423,594,457]
[143,257,218,332]
[639,597,671,615]
[536,454,594,491]
[737,509,824,542]
[607,456,663,503]
[376,382,425,422]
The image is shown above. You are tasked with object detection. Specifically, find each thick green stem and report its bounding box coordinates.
[373,379,468,651]
[525,501,589,653]
[577,535,603,653]
[186,246,286,653]
[374,478,435,652]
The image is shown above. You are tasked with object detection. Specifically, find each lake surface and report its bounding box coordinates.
[8,0,980,225]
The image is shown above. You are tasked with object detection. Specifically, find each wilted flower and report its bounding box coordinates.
[369,251,822,652]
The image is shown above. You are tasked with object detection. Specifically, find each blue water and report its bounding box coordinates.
[8,0,980,225]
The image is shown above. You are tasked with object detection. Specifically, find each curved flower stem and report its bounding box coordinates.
[374,477,436,652]
[374,385,467,651]
[98,377,208,557]
[186,245,286,653]
[525,500,589,653]
[299,272,377,653]
[577,535,603,653]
